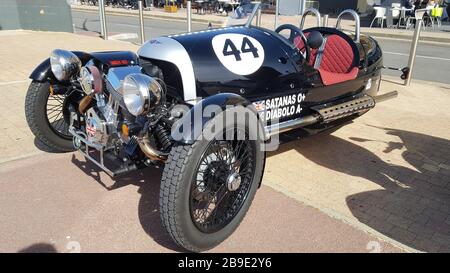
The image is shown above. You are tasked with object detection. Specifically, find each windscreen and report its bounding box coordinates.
[225,2,258,27]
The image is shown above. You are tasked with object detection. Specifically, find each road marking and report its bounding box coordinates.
[384,51,450,62]
[0,80,30,86]
[109,33,139,40]
[113,23,139,28]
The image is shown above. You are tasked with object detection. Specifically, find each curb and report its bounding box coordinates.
[71,6,224,26]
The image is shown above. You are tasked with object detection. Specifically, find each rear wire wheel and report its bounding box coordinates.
[160,110,265,252]
[25,81,74,152]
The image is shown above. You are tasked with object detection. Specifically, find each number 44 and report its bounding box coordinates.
[223,37,259,61]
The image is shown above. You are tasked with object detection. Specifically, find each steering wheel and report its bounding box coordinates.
[275,24,310,63]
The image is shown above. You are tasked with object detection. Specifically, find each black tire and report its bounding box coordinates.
[159,108,265,252]
[25,81,74,152]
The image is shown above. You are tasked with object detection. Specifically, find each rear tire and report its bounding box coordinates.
[25,81,74,152]
[159,109,265,252]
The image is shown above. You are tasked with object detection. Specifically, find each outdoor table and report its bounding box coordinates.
[229,1,240,12]
[218,0,229,14]
[218,0,240,13]
[391,7,414,28]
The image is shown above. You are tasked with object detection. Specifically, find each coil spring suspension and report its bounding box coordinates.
[154,124,172,152]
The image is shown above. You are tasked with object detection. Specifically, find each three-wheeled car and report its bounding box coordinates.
[24,4,397,251]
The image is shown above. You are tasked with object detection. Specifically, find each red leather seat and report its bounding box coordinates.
[294,33,359,86]
[317,35,359,85]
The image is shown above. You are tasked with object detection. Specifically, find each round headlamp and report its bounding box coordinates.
[50,49,81,82]
[122,74,162,116]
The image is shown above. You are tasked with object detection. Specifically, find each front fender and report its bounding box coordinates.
[29,51,138,83]
[171,93,265,144]
[29,51,90,83]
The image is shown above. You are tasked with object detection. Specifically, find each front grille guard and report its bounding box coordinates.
[69,127,118,177]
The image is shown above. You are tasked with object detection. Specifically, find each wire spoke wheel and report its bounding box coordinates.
[45,92,71,139]
[189,128,256,233]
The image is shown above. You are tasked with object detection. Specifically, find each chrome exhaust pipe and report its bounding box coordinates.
[137,135,168,162]
[264,114,321,139]
[373,91,398,103]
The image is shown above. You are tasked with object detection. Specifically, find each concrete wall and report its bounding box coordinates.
[0,0,73,32]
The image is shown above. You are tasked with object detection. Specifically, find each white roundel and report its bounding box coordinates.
[212,33,265,75]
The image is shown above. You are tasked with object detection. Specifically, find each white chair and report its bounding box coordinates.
[397,8,409,28]
[370,7,387,28]
[391,3,401,18]
[388,3,401,27]
[406,8,427,29]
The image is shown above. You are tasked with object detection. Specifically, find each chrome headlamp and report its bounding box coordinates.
[50,49,82,81]
[122,74,162,116]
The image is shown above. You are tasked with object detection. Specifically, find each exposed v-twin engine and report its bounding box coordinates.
[84,94,119,148]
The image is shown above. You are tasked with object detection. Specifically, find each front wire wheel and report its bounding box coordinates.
[25,81,74,152]
[160,111,265,252]
[46,92,71,138]
[190,131,255,234]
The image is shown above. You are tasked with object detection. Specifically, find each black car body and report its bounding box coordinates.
[25,6,397,252]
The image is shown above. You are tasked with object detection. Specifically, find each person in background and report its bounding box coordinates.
[414,0,429,9]
[441,0,449,20]
[402,0,414,16]
[402,0,413,8]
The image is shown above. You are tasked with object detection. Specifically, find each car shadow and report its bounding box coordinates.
[70,154,183,252]
[269,126,450,252]
[18,243,58,253]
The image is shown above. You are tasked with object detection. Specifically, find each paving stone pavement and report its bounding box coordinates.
[0,30,449,252]
[264,78,450,252]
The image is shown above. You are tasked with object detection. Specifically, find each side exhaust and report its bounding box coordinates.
[264,91,397,138]
[265,115,320,138]
[373,91,398,103]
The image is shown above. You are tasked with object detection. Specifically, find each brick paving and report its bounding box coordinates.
[264,77,450,252]
[0,30,449,252]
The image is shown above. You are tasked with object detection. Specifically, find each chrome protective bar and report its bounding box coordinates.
[336,9,360,43]
[300,8,322,29]
[69,127,138,177]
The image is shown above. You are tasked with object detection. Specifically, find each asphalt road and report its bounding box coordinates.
[72,10,206,42]
[72,10,450,84]
[377,38,450,84]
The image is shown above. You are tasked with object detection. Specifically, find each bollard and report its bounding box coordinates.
[187,1,192,32]
[138,0,145,44]
[405,18,422,86]
[322,14,329,27]
[274,0,279,29]
[99,0,108,40]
